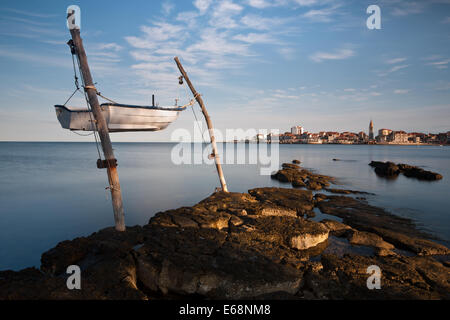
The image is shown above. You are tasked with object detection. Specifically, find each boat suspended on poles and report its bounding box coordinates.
[55,36,192,133]
[55,102,187,132]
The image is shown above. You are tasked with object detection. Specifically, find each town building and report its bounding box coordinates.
[369,120,374,140]
[291,126,304,135]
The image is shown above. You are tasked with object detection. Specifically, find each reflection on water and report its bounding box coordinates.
[0,142,449,270]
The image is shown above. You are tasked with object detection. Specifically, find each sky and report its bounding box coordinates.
[0,0,449,142]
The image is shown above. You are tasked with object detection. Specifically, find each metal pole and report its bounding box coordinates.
[69,28,126,231]
[174,57,229,192]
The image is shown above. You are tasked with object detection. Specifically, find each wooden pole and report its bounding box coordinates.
[174,57,229,192]
[69,28,126,231]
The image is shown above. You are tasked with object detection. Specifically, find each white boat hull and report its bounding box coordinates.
[55,103,183,132]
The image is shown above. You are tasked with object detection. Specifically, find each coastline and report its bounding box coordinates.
[1,162,448,300]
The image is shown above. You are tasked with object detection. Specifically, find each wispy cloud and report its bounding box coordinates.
[293,0,323,6]
[187,28,251,57]
[378,64,409,76]
[247,0,273,9]
[394,89,410,94]
[0,15,53,27]
[0,46,69,68]
[302,4,342,23]
[98,43,123,51]
[210,0,243,29]
[240,14,292,31]
[233,32,279,44]
[390,1,426,16]
[0,7,57,18]
[424,55,450,69]
[386,57,407,64]
[125,22,185,49]
[309,48,355,62]
[427,59,450,69]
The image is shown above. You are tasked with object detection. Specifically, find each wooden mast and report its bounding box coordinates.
[174,57,229,192]
[68,14,126,231]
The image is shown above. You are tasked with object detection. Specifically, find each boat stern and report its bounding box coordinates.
[54,105,71,129]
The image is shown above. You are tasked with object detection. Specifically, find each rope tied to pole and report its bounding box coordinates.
[83,85,119,105]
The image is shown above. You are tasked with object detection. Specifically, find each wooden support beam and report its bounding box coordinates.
[69,28,126,231]
[174,57,229,192]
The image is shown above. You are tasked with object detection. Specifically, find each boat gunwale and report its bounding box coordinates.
[54,103,186,112]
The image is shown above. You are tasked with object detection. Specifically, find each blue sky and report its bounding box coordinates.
[0,0,449,141]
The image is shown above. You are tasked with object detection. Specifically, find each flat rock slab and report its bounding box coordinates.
[249,187,314,216]
[271,163,334,191]
[307,254,450,299]
[317,195,449,256]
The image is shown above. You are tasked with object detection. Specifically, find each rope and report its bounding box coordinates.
[72,49,103,161]
[97,91,118,104]
[83,85,119,105]
[63,87,80,106]
[71,131,94,136]
[182,83,208,144]
[62,51,82,106]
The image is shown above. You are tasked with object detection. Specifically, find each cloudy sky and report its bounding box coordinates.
[0,0,449,141]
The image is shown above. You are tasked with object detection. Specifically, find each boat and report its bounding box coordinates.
[55,102,186,132]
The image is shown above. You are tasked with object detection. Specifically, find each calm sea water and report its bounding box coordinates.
[0,142,449,270]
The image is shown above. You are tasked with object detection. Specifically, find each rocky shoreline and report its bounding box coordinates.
[369,161,443,180]
[0,162,449,300]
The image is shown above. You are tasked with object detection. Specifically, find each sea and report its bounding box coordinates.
[0,142,449,270]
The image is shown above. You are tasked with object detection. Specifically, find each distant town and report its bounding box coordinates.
[249,121,450,145]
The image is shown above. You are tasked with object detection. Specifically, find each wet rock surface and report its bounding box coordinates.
[1,162,448,300]
[369,161,443,180]
[271,163,334,191]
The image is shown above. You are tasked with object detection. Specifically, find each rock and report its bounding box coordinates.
[306,180,322,190]
[317,196,428,239]
[1,227,148,300]
[398,164,443,181]
[41,226,145,275]
[290,231,328,250]
[312,254,450,299]
[366,227,450,256]
[305,210,316,218]
[347,230,395,250]
[375,248,398,257]
[271,163,334,190]
[369,161,443,181]
[314,193,328,202]
[369,161,400,177]
[282,163,300,169]
[271,169,297,182]
[292,178,306,188]
[135,224,305,299]
[1,177,448,300]
[292,160,301,164]
[133,208,332,299]
[248,187,314,216]
[325,188,372,195]
[258,206,297,217]
[320,219,352,237]
[317,196,449,256]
